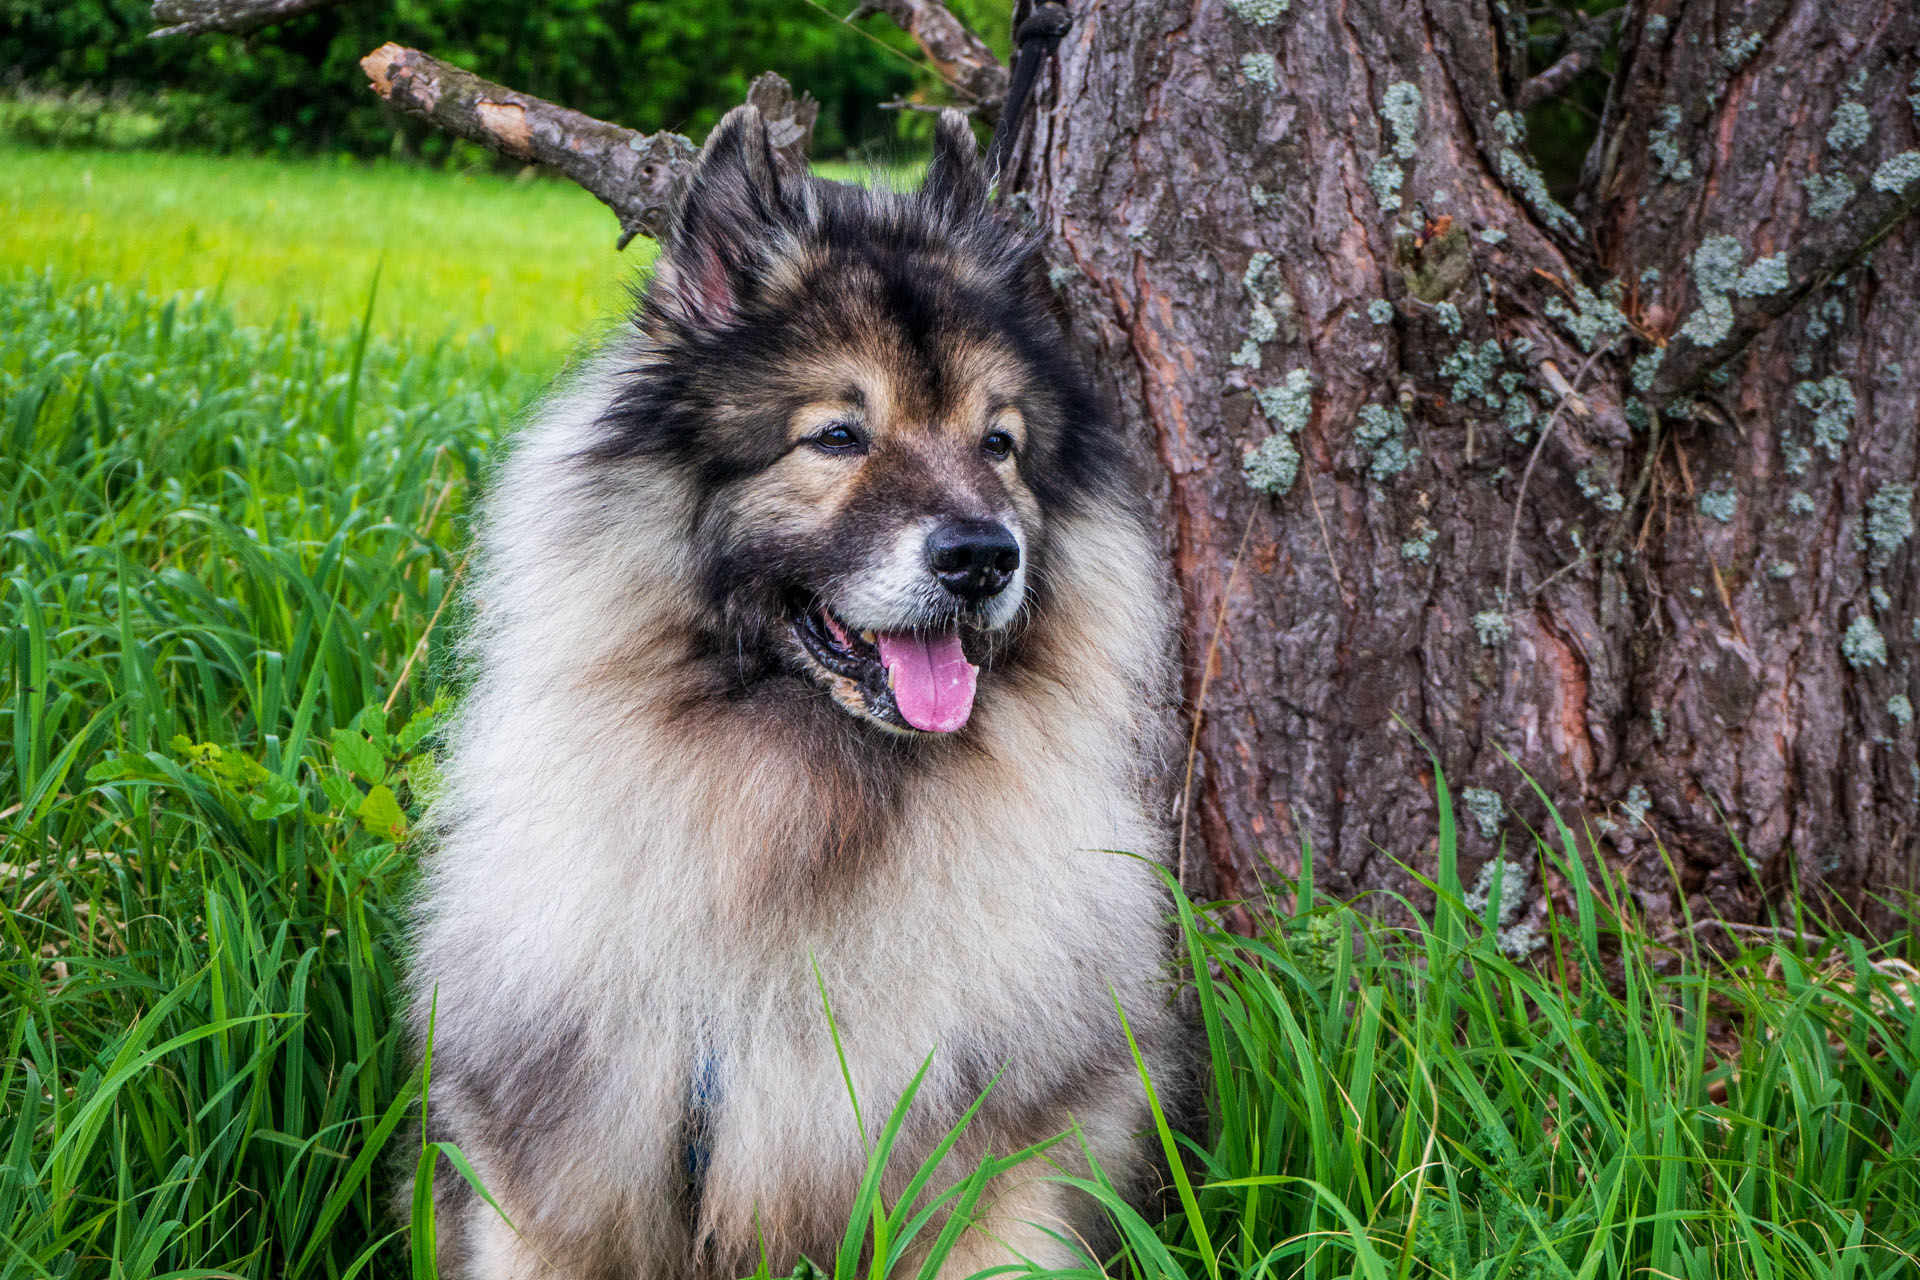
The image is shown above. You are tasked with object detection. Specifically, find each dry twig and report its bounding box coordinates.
[360,47,815,247]
[149,0,351,38]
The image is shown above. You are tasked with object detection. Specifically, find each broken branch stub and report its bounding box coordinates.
[150,0,354,39]
[359,45,816,248]
[742,72,820,168]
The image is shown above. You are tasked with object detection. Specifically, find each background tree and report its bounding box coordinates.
[1003,0,1920,936]
[134,0,1920,934]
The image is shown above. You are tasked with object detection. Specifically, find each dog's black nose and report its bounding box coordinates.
[927,519,1020,601]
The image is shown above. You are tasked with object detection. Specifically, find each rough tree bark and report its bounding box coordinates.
[173,0,1920,933]
[1006,0,1920,933]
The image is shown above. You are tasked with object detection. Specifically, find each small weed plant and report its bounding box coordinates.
[4,276,1918,1278]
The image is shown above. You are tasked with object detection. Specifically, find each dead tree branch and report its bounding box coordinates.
[359,45,815,248]
[1652,175,1920,399]
[1515,13,1613,109]
[852,0,1008,121]
[150,0,353,38]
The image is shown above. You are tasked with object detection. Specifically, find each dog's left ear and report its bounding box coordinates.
[655,105,805,330]
[921,109,989,223]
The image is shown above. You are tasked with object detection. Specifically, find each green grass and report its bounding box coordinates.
[0,144,642,366]
[5,265,1920,1275]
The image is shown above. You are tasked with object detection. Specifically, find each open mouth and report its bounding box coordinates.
[790,594,979,734]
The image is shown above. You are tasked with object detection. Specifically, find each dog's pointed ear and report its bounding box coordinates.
[656,105,802,330]
[921,109,988,222]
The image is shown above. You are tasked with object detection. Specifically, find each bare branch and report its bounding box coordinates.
[879,97,977,115]
[1515,14,1613,109]
[359,45,815,248]
[853,0,1008,121]
[150,0,353,38]
[1652,175,1920,399]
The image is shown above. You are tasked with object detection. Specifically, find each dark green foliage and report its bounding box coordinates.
[0,0,1012,157]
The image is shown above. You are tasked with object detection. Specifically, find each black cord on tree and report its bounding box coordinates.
[987,2,1071,181]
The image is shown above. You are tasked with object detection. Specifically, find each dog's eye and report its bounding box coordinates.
[810,422,865,453]
[980,430,1015,459]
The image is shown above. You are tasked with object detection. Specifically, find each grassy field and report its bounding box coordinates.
[0,144,643,367]
[5,151,1920,1279]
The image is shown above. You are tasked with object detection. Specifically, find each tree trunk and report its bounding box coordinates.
[1010,0,1920,933]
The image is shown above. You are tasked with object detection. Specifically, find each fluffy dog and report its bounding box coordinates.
[408,105,1192,1279]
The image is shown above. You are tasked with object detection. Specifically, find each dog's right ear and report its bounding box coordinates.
[921,109,989,224]
[656,106,802,330]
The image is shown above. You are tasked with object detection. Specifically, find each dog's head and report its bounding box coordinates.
[595,107,1125,736]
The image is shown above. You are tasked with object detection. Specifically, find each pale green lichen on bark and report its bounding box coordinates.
[1826,101,1872,151]
[1462,854,1541,955]
[1698,489,1737,523]
[1737,254,1790,297]
[1243,432,1301,495]
[1575,468,1623,512]
[1239,52,1279,92]
[1721,30,1763,68]
[1355,403,1417,479]
[1864,484,1914,569]
[1472,609,1511,646]
[1631,347,1665,392]
[1890,694,1915,727]
[1368,158,1405,211]
[1256,367,1314,432]
[1400,524,1438,562]
[1677,235,1745,347]
[1794,375,1856,460]
[1381,82,1422,159]
[1649,105,1694,182]
[1243,367,1314,497]
[1545,281,1627,351]
[1368,298,1394,324]
[1842,614,1888,669]
[1233,251,1294,370]
[1504,392,1536,441]
[1871,151,1920,194]
[1788,491,1817,515]
[1226,0,1289,25]
[1460,787,1504,838]
[1497,148,1580,234]
[1434,301,1462,334]
[1801,172,1855,220]
[1439,339,1505,408]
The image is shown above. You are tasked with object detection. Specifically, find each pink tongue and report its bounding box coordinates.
[874,630,978,733]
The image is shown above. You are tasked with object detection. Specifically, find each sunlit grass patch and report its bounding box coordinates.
[0,144,640,365]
